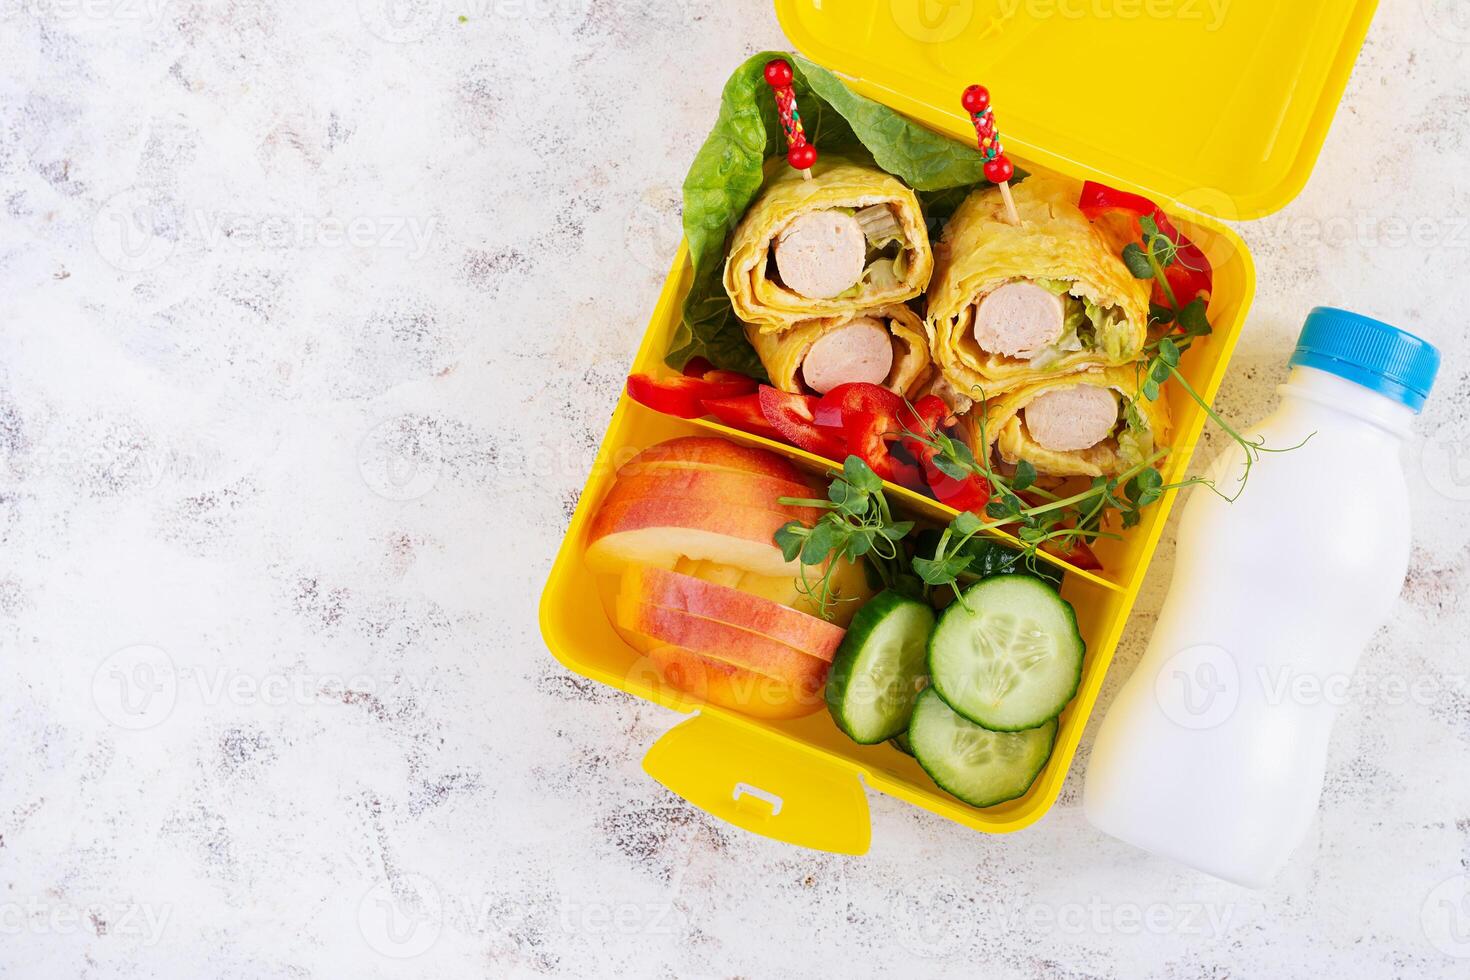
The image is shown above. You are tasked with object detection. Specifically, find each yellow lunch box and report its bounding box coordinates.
[540,0,1379,853]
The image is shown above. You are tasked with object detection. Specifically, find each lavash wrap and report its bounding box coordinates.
[744,304,933,398]
[724,160,934,332]
[959,365,1171,479]
[926,174,1150,397]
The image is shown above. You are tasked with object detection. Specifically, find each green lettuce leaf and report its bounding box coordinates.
[1025,283,1131,370]
[668,52,998,374]
[1116,398,1156,470]
[1091,301,1133,361]
[796,57,993,192]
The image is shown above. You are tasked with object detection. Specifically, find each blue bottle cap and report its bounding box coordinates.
[1289,307,1440,412]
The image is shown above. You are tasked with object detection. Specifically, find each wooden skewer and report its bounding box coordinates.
[998,180,1020,226]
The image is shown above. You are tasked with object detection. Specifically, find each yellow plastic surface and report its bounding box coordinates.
[645,714,871,855]
[776,0,1377,219]
[536,0,1375,850]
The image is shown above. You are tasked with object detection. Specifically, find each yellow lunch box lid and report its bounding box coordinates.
[775,0,1379,220]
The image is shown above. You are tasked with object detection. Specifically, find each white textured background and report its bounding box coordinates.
[2,1,1469,977]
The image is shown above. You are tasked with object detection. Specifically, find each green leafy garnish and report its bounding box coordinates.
[890,209,1306,584]
[778,454,1058,613]
[895,388,1214,592]
[913,509,1068,606]
[775,456,918,620]
[1127,218,1307,501]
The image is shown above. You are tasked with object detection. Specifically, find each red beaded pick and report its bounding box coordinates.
[765,58,818,172]
[961,84,990,114]
[788,143,817,171]
[963,83,1012,185]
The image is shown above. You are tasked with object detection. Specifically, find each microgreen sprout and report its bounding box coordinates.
[780,224,1308,606]
[775,456,917,620]
[900,406,1181,585]
[1129,215,1308,502]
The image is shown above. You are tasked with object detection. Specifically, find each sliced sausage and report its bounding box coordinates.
[972,281,1066,358]
[774,210,868,299]
[1023,385,1119,452]
[801,317,894,394]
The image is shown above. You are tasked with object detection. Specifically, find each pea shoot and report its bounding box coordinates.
[902,392,1186,562]
[775,456,918,619]
[778,226,1309,605]
[1129,215,1307,501]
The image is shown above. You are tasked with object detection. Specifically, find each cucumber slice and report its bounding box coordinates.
[890,731,914,756]
[825,590,936,744]
[909,689,1056,808]
[927,575,1083,732]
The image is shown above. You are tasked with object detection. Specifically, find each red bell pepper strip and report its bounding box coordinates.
[625,372,758,419]
[704,369,760,387]
[1077,181,1213,309]
[811,383,926,488]
[700,392,784,443]
[1078,182,1162,225]
[846,414,924,487]
[897,395,951,458]
[893,395,992,510]
[924,459,991,512]
[681,357,716,378]
[756,386,847,460]
[1009,489,1103,570]
[811,382,904,432]
[1037,535,1102,571]
[681,357,761,389]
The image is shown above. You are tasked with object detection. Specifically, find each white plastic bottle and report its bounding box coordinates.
[1083,308,1440,888]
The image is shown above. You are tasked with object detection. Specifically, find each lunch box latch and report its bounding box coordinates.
[643,713,871,854]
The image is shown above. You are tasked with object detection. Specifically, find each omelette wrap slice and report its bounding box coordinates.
[927,174,1149,397]
[725,160,933,332]
[959,365,1171,479]
[744,304,933,398]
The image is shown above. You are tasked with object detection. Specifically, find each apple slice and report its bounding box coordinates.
[624,566,845,662]
[734,562,875,628]
[669,558,874,629]
[621,600,831,681]
[618,436,810,484]
[646,644,825,720]
[672,558,745,589]
[610,618,819,718]
[586,496,807,578]
[587,436,827,579]
[601,468,816,513]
